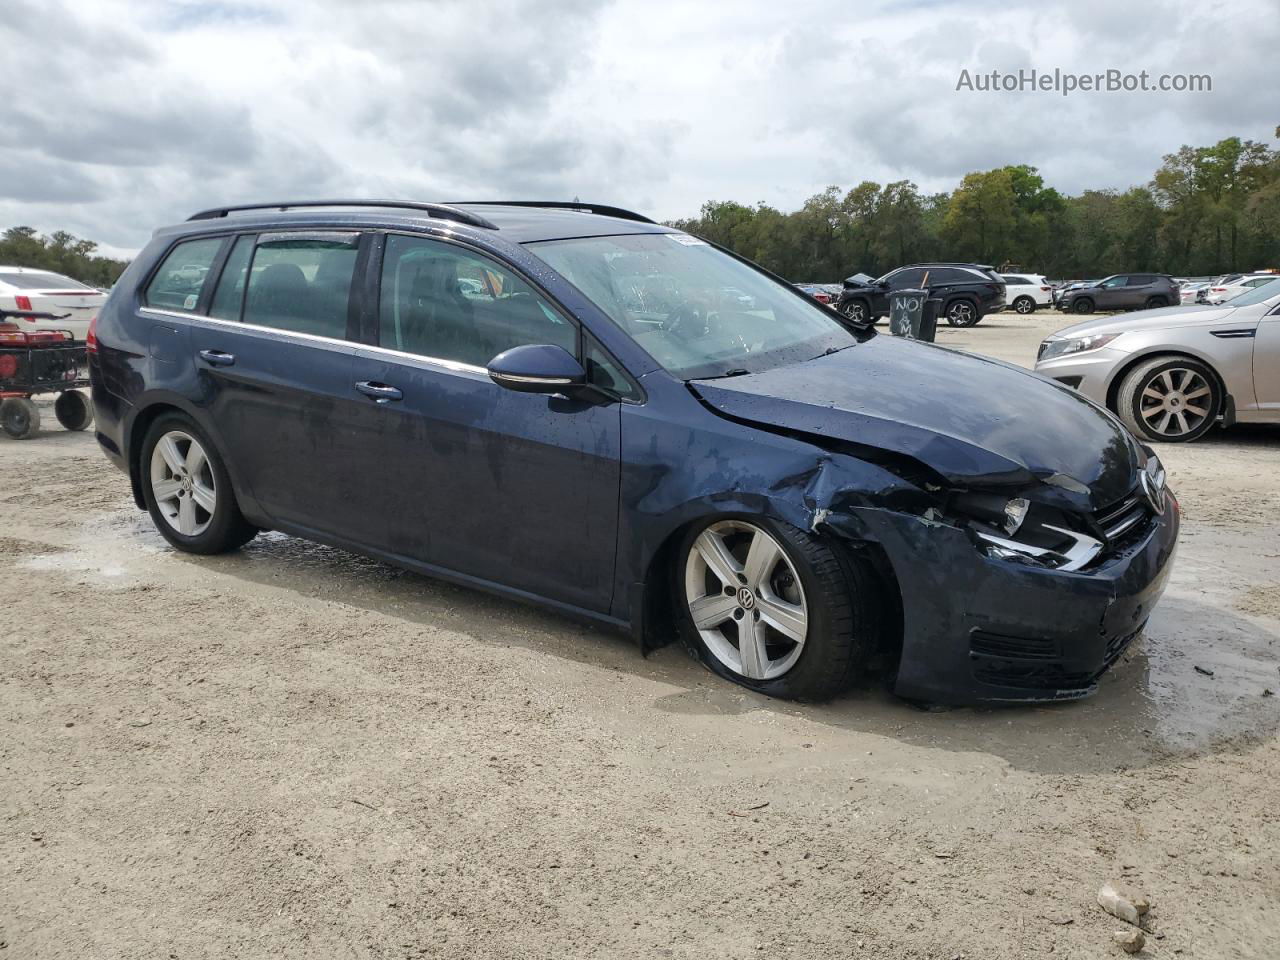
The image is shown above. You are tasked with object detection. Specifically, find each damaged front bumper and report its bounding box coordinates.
[826,488,1180,705]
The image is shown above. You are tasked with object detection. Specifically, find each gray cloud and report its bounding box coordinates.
[0,0,1275,255]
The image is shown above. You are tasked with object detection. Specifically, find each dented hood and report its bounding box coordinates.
[691,335,1139,510]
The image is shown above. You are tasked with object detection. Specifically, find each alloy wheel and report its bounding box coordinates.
[1015,297,1033,314]
[149,430,217,536]
[1138,367,1213,438]
[684,520,808,681]
[947,301,976,326]
[840,300,866,323]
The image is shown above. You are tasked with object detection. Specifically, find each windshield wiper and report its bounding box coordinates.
[814,344,853,359]
[699,368,752,380]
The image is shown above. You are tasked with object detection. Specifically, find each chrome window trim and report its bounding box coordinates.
[138,306,488,375]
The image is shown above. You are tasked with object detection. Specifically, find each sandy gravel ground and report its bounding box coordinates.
[3,309,1279,959]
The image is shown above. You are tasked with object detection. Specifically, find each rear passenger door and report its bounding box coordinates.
[188,230,375,539]
[347,233,624,613]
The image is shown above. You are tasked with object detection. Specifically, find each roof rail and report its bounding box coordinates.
[452,201,656,225]
[186,200,498,230]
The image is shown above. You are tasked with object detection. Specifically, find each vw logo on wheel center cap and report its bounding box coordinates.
[737,586,755,609]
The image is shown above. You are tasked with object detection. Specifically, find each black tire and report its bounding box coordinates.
[945,298,981,327]
[1072,297,1095,314]
[838,298,870,325]
[1,398,40,439]
[54,390,93,431]
[1116,356,1220,443]
[1012,296,1036,314]
[673,516,882,702]
[1143,296,1168,309]
[140,414,258,554]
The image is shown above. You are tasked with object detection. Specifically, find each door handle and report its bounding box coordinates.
[355,380,403,404]
[198,349,236,367]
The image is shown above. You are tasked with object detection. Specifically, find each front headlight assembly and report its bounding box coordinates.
[1038,332,1121,362]
[949,492,1102,572]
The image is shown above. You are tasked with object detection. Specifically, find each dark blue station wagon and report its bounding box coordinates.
[89,201,1179,703]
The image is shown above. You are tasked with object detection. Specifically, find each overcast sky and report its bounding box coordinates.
[2,0,1275,257]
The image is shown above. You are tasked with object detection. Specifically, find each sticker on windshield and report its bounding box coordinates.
[667,233,708,246]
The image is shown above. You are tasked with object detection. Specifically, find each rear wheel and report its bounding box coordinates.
[945,299,980,327]
[674,517,880,701]
[1116,356,1219,443]
[141,415,257,553]
[1013,296,1036,314]
[54,390,93,431]
[1,398,40,439]
[1143,296,1168,309]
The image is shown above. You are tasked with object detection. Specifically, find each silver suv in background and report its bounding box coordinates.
[1035,278,1280,442]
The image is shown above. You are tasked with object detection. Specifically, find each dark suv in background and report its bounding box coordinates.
[1056,274,1179,314]
[834,263,1006,328]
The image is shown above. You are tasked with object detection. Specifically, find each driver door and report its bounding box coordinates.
[345,233,624,613]
[1094,276,1128,309]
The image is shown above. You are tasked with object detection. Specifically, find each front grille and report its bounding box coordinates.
[1092,489,1151,545]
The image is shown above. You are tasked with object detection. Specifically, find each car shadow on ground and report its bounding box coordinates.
[161,521,1280,778]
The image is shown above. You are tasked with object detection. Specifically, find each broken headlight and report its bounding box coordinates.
[950,492,1102,572]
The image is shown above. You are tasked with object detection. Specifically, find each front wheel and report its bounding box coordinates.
[945,299,980,327]
[838,299,870,324]
[1,398,40,439]
[674,517,880,701]
[1116,356,1219,443]
[1072,298,1095,314]
[141,415,258,553]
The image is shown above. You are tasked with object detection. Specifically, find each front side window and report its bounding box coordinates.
[527,232,857,380]
[379,234,576,367]
[144,237,225,311]
[1100,276,1127,289]
[242,233,358,338]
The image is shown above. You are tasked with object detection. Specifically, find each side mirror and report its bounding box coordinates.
[487,343,586,394]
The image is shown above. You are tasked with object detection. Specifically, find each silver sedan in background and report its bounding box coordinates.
[1035,278,1280,442]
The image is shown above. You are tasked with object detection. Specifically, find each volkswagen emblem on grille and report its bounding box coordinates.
[737,586,756,609]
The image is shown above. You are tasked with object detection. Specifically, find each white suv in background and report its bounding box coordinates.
[999,273,1053,314]
[0,267,104,339]
[1206,273,1279,304]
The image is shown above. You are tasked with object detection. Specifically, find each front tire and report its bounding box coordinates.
[945,299,981,327]
[1116,356,1219,443]
[1,398,40,439]
[839,298,870,325]
[140,415,257,553]
[674,517,879,701]
[1072,298,1095,314]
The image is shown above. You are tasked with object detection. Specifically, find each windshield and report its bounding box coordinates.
[1224,277,1280,306]
[526,233,857,379]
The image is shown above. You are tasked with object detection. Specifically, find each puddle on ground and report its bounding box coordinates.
[30,506,1280,775]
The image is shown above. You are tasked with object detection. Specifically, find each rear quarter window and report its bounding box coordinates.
[144,237,226,311]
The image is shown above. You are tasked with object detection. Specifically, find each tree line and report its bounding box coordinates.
[0,226,129,289]
[669,136,1280,282]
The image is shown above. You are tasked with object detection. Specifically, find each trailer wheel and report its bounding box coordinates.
[54,390,93,431]
[1,398,41,439]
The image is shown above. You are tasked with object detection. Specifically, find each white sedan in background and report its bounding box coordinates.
[1206,273,1278,304]
[0,267,104,340]
[1000,273,1054,314]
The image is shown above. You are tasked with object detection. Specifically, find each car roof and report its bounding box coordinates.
[163,200,676,245]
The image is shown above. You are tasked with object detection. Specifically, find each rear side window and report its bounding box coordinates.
[1002,275,1030,285]
[242,234,359,339]
[144,237,225,311]
[209,235,255,320]
[379,234,577,367]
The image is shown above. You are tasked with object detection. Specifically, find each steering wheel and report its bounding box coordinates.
[665,302,710,340]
